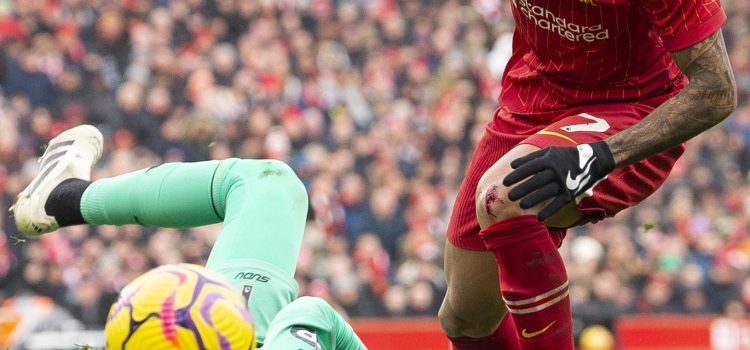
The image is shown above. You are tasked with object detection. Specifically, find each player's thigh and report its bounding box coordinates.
[476,104,669,229]
[475,143,583,229]
[439,240,505,337]
[518,104,682,226]
[203,159,308,343]
[210,261,299,346]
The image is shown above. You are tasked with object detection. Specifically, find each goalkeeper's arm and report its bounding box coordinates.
[261,296,367,350]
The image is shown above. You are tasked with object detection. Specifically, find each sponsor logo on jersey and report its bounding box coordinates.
[234,272,271,283]
[511,0,609,42]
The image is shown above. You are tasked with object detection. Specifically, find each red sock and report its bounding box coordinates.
[479,215,574,350]
[448,314,522,350]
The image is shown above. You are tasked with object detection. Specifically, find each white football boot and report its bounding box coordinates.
[12,125,103,236]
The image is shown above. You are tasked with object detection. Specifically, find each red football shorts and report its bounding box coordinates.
[447,101,685,251]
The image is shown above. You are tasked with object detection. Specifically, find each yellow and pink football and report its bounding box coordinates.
[105,263,256,350]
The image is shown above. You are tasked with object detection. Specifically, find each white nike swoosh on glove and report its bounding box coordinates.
[566,145,596,191]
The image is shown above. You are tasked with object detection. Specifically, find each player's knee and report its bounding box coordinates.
[233,159,307,199]
[438,298,503,338]
[475,179,527,228]
[438,302,467,337]
[258,159,304,190]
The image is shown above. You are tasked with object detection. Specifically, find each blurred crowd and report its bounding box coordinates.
[0,0,749,340]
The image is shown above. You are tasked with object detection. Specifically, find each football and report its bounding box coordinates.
[104,263,256,350]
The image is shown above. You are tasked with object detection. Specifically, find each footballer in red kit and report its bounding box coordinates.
[439,0,736,349]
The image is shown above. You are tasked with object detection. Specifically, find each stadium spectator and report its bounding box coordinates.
[0,1,748,346]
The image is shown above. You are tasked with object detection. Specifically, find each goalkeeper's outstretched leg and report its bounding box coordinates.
[12,124,308,344]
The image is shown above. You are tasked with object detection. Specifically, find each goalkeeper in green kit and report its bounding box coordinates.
[11,125,366,350]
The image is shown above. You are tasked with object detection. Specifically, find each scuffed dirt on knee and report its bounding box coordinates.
[259,168,286,178]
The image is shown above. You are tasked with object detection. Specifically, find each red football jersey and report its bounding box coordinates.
[499,0,726,120]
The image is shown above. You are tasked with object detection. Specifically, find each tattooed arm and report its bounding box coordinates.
[605,30,737,167]
[503,29,736,220]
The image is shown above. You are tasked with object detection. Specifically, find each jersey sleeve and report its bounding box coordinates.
[262,296,367,350]
[639,0,727,52]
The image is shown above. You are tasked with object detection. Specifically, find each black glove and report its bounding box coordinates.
[502,141,615,221]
